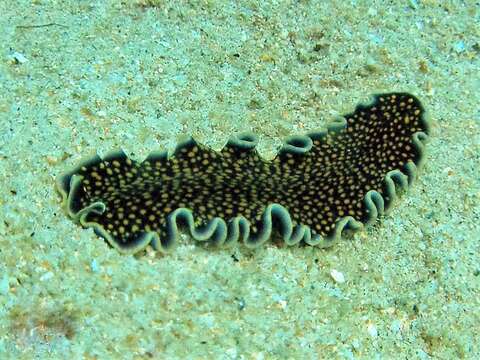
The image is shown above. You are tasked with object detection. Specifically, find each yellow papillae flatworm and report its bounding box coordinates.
[57,93,430,254]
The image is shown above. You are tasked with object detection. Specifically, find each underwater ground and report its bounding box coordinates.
[0,0,479,358]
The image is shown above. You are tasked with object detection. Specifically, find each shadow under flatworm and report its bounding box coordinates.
[56,92,430,254]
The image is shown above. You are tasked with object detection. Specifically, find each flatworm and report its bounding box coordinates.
[57,93,430,254]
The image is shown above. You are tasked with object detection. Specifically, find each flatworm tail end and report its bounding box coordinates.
[56,92,430,254]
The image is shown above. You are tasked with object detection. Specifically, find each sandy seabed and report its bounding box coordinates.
[0,1,479,359]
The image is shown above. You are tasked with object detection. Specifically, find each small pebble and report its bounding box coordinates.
[225,348,237,358]
[0,274,9,295]
[453,41,466,53]
[8,51,28,64]
[40,271,54,281]
[330,269,345,283]
[367,323,378,337]
[390,319,402,334]
[90,259,100,273]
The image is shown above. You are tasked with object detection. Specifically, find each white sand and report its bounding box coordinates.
[0,0,479,358]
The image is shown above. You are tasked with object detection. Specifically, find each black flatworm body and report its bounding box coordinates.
[57,93,430,254]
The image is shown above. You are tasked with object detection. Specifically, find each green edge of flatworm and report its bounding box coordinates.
[56,92,430,255]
